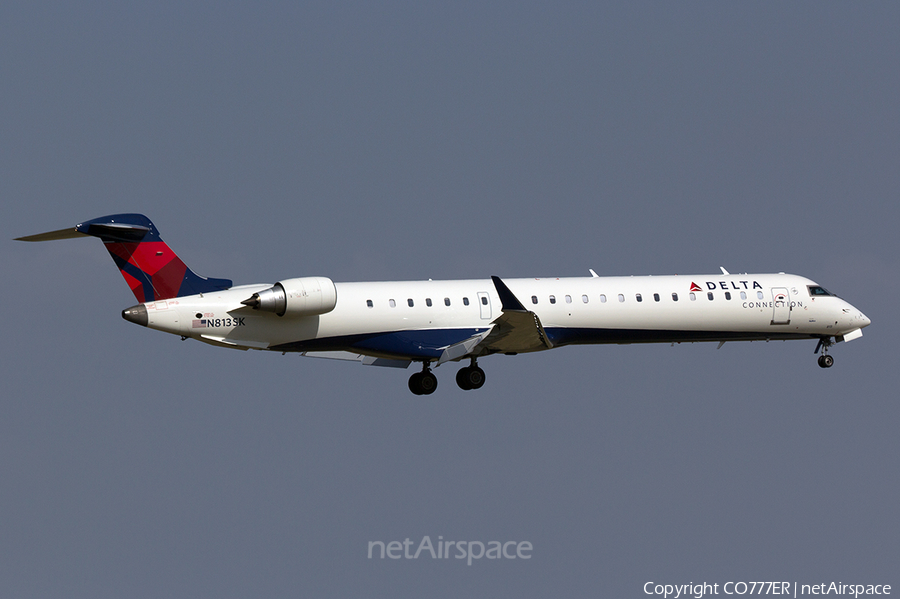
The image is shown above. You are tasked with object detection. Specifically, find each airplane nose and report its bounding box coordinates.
[859,312,871,328]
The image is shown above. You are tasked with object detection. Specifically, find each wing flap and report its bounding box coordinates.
[200,334,269,350]
[479,309,553,354]
[436,330,491,365]
[301,351,412,368]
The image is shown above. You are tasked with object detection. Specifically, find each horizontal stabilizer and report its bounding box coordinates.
[15,228,88,242]
[77,222,151,243]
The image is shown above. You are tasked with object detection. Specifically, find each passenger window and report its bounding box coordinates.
[757,291,764,300]
[481,296,488,305]
[532,295,538,305]
[444,297,451,306]
[724,292,731,300]
[689,292,696,301]
[653,293,660,302]
[618,294,625,303]
[565,295,572,304]
[463,297,470,306]
[582,295,589,304]
[740,291,747,300]
[549,295,556,304]
[600,294,607,303]
[636,293,643,302]
[707,292,714,301]
[366,299,373,308]
[408,298,414,307]
[426,298,433,307]
[389,299,396,308]
[672,293,678,302]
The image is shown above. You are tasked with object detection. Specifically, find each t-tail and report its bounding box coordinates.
[15,213,232,302]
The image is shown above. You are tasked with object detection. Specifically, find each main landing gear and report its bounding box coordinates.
[814,337,835,368]
[456,358,486,391]
[408,363,438,395]
[407,358,488,395]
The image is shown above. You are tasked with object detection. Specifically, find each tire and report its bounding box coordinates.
[818,354,834,368]
[467,366,486,389]
[409,372,424,394]
[419,372,438,394]
[456,367,473,390]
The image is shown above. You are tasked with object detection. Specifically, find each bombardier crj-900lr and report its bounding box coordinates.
[17,214,871,395]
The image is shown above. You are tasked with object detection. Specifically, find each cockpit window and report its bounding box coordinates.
[808,286,834,297]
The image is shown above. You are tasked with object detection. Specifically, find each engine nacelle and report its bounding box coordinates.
[241,276,337,317]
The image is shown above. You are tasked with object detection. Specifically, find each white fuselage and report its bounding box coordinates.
[137,272,870,362]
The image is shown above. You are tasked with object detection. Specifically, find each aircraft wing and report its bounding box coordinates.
[474,276,554,355]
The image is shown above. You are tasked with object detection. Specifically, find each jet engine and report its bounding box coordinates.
[241,276,337,317]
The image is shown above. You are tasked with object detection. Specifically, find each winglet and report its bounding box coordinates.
[491,276,527,312]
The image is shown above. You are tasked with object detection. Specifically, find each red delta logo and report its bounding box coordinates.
[690,282,702,292]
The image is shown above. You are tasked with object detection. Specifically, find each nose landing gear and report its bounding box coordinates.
[817,354,834,368]
[814,337,835,368]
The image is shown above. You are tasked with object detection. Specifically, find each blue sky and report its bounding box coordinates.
[2,2,897,597]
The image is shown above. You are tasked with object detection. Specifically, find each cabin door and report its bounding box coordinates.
[770,287,791,325]
[477,292,492,320]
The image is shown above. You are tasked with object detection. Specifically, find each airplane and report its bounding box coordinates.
[16,213,871,395]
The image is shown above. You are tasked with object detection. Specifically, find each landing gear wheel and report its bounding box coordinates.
[814,337,835,369]
[456,364,486,390]
[409,372,424,394]
[419,371,437,394]
[818,354,834,368]
[409,368,437,395]
[456,368,471,390]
